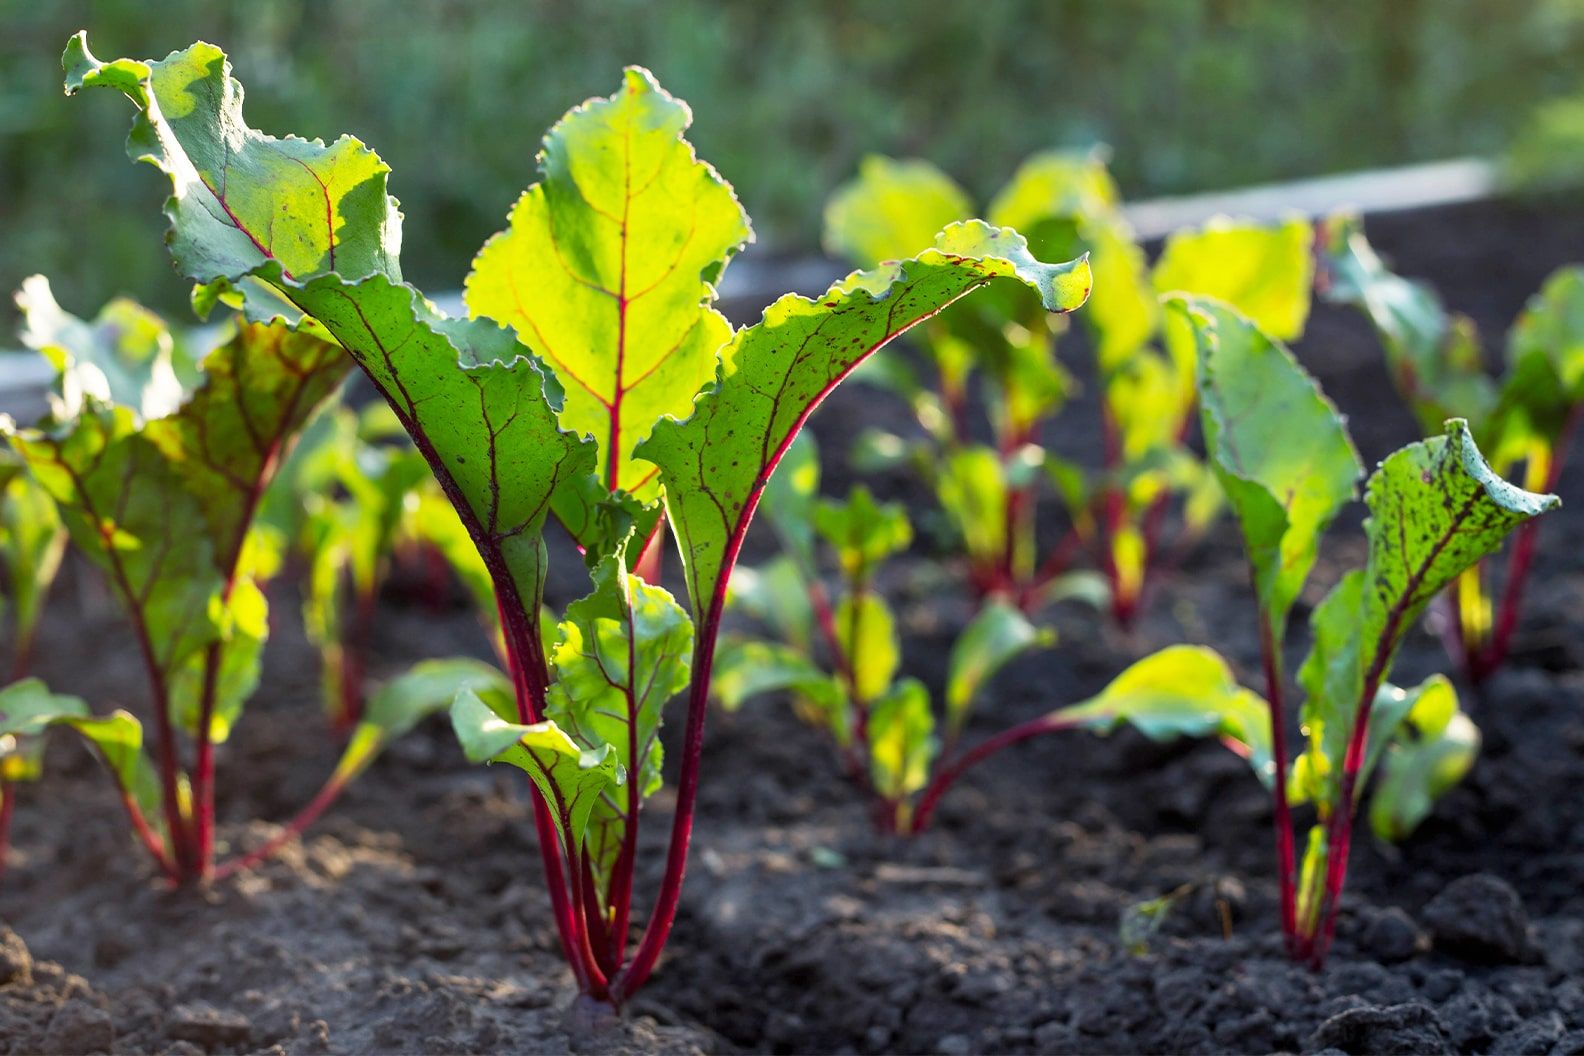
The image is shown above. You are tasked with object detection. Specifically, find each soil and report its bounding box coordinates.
[5,196,1584,1054]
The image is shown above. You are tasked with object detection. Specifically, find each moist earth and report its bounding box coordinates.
[4,197,1584,1054]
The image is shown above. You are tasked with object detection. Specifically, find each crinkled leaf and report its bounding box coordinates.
[1054,645,1274,787]
[637,221,1090,620]
[1177,296,1362,640]
[465,67,751,500]
[450,687,623,860]
[945,602,1054,735]
[867,678,937,802]
[68,36,595,665]
[835,592,901,705]
[825,156,972,269]
[1320,214,1497,434]
[1297,420,1557,810]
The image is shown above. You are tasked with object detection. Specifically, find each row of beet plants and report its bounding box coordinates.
[0,31,1561,1010]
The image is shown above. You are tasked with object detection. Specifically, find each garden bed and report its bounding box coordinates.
[3,195,1584,1055]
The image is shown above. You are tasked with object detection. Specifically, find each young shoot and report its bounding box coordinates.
[1161,295,1556,964]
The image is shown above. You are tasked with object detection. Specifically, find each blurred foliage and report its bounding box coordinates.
[5,0,1584,321]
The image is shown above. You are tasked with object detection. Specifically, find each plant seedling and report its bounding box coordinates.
[825,152,1313,624]
[1157,295,1556,964]
[1320,215,1584,683]
[66,36,1090,1005]
[720,433,1055,832]
[1,278,503,884]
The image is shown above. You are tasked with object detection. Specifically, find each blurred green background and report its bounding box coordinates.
[4,0,1584,323]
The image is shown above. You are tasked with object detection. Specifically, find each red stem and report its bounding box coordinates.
[1257,610,1299,952]
[211,770,350,880]
[910,712,1081,833]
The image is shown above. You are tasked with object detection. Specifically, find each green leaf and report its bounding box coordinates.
[835,592,901,705]
[16,274,186,420]
[335,657,511,783]
[938,444,1009,568]
[1508,266,1584,401]
[985,148,1120,235]
[1055,645,1274,787]
[867,678,937,802]
[711,637,845,728]
[813,485,912,583]
[546,552,692,894]
[450,687,623,861]
[1320,214,1497,434]
[0,678,163,840]
[1297,420,1558,811]
[1369,676,1479,842]
[465,67,751,500]
[9,406,225,696]
[0,474,67,659]
[1176,296,1362,640]
[1153,217,1314,342]
[945,602,1054,735]
[825,156,972,268]
[637,221,1091,621]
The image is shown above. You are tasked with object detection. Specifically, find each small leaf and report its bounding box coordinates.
[867,678,937,801]
[835,593,901,704]
[0,474,67,658]
[938,445,1009,568]
[1369,676,1479,841]
[761,432,821,570]
[945,602,1054,735]
[450,688,623,856]
[726,556,813,650]
[1054,645,1274,787]
[711,639,842,713]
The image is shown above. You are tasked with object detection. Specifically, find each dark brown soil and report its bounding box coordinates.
[4,197,1584,1054]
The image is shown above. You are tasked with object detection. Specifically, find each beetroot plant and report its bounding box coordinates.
[825,152,1312,623]
[1162,295,1556,963]
[0,276,503,884]
[65,36,1091,1004]
[720,433,1055,832]
[1320,216,1584,684]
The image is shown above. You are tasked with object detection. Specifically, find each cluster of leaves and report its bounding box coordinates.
[824,151,1312,624]
[719,434,1054,831]
[0,276,501,883]
[66,34,1091,1005]
[1320,217,1584,682]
